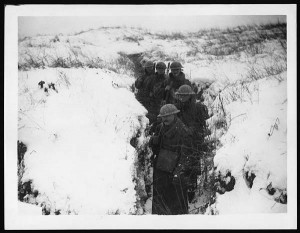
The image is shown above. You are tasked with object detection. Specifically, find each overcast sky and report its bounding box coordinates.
[17,5,287,38]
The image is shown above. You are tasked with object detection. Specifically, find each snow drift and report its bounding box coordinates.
[18,68,148,214]
[208,73,287,214]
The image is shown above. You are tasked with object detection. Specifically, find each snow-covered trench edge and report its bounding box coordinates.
[18,66,152,215]
[205,74,287,214]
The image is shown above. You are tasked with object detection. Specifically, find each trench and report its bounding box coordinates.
[126,53,218,215]
[17,53,220,215]
[127,53,154,214]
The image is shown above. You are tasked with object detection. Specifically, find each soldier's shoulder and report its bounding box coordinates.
[195,102,209,119]
[194,101,204,107]
[175,73,184,81]
[184,79,192,86]
[194,102,207,112]
[195,101,207,107]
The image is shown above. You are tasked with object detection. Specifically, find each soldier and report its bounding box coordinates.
[149,104,193,215]
[163,61,192,104]
[174,84,210,202]
[134,60,155,111]
[146,61,168,126]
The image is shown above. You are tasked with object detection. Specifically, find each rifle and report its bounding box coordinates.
[164,83,172,104]
[162,62,171,105]
[166,62,170,76]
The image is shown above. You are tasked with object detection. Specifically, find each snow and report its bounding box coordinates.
[212,72,287,214]
[18,68,148,215]
[6,16,295,229]
[18,201,42,215]
[214,178,286,214]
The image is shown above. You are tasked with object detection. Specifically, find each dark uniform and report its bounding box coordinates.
[150,116,193,215]
[135,70,154,111]
[175,98,209,147]
[174,96,209,202]
[164,72,192,104]
[146,72,168,125]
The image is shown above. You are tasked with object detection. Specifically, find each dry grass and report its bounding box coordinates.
[184,22,286,57]
[123,35,144,44]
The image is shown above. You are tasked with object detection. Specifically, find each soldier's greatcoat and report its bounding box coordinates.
[150,117,193,215]
[174,98,210,198]
[135,69,154,110]
[146,72,167,124]
[175,98,209,146]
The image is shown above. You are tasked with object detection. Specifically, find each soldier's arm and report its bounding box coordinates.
[149,123,163,157]
[184,78,192,87]
[145,75,155,96]
[161,77,172,104]
[165,80,172,91]
[150,123,163,143]
[197,104,209,124]
[153,82,165,99]
[134,75,145,89]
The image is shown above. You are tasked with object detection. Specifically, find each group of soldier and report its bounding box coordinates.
[134,60,210,215]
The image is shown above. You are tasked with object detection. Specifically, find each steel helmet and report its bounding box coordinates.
[175,84,195,95]
[157,104,180,117]
[156,62,167,69]
[170,61,183,69]
[144,60,154,68]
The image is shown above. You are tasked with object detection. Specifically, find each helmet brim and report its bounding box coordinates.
[157,109,180,118]
[175,92,195,95]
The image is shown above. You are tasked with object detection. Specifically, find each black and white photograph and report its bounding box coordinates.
[4,4,297,230]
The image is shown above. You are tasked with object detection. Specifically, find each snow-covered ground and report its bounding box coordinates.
[209,73,287,214]
[18,67,149,215]
[5,17,297,229]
